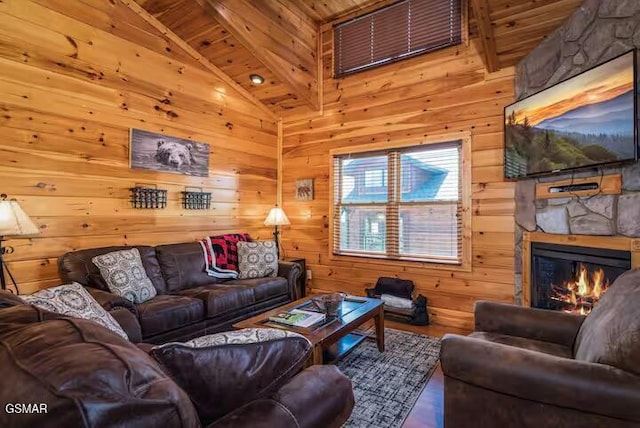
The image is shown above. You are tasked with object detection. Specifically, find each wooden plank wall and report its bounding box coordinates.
[281,30,517,329]
[0,0,277,294]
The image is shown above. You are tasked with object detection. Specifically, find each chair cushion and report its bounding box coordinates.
[177,278,288,318]
[22,283,128,340]
[175,285,255,318]
[155,242,217,292]
[574,268,640,375]
[136,295,204,338]
[469,331,573,359]
[92,248,157,304]
[225,277,288,301]
[237,241,278,279]
[58,245,167,294]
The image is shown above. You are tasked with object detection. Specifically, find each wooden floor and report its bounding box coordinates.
[403,365,444,428]
[379,320,470,428]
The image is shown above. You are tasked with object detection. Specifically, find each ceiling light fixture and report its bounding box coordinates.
[249,74,265,85]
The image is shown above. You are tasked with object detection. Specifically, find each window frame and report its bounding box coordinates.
[329,132,472,272]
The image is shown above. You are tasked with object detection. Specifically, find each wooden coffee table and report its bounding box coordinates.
[234,295,385,365]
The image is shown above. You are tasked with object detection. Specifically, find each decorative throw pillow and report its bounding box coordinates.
[202,233,251,272]
[23,283,128,339]
[158,328,307,349]
[92,248,157,304]
[237,241,278,279]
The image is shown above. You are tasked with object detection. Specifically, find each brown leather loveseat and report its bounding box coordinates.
[440,268,640,428]
[58,241,302,344]
[0,291,354,428]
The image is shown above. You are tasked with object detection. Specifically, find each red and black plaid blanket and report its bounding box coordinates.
[199,233,251,279]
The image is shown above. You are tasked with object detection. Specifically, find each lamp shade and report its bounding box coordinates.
[0,199,39,237]
[264,207,290,226]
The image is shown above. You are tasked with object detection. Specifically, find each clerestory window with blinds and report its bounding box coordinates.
[332,138,469,265]
[333,0,463,77]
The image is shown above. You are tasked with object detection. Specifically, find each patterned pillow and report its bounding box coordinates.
[202,233,251,272]
[23,283,128,339]
[237,241,278,279]
[92,248,157,304]
[156,328,307,349]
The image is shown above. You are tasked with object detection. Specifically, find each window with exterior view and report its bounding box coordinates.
[333,0,462,77]
[332,140,466,264]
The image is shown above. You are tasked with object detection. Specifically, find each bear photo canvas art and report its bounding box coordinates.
[129,128,210,177]
[295,178,314,200]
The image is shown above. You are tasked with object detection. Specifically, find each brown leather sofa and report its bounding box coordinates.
[441,268,640,428]
[0,291,354,428]
[58,242,302,344]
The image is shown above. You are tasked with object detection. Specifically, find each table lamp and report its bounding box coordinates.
[0,194,39,294]
[264,206,290,259]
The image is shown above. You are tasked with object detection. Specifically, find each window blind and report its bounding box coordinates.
[334,0,462,77]
[333,141,462,263]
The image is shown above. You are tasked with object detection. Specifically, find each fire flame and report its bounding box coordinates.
[550,263,610,315]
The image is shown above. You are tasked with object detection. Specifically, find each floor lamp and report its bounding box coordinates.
[0,194,40,294]
[264,206,290,260]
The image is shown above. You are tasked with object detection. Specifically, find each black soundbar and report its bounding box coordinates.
[548,182,599,193]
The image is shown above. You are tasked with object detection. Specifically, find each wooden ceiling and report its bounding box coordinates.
[134,0,583,116]
[469,0,584,72]
[295,0,391,23]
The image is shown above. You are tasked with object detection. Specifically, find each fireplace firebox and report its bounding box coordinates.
[531,243,631,315]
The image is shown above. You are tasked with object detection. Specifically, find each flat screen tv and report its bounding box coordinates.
[504,50,638,179]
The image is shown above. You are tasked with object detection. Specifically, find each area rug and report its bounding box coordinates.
[337,328,441,428]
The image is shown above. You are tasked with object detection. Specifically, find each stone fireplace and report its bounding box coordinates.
[513,0,640,304]
[530,242,631,314]
[522,232,640,310]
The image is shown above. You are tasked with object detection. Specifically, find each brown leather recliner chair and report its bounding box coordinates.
[0,292,354,428]
[440,268,640,428]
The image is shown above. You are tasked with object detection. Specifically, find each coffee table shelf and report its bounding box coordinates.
[323,331,367,364]
[234,295,385,365]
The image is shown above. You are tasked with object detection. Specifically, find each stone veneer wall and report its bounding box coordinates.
[513,0,640,304]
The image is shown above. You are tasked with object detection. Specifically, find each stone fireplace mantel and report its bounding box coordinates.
[512,0,640,304]
[522,231,640,307]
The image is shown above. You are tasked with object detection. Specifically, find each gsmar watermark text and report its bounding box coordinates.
[5,403,48,414]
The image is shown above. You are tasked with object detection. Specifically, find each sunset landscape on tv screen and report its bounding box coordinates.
[504,51,637,179]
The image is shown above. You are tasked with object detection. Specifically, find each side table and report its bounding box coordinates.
[283,257,306,298]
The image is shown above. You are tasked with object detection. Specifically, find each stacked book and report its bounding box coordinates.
[268,309,325,328]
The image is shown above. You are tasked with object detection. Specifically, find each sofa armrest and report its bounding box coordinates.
[85,288,140,340]
[0,289,26,308]
[150,328,311,425]
[441,334,640,422]
[86,287,137,316]
[474,300,585,347]
[208,365,354,428]
[109,307,142,343]
[277,261,302,300]
[0,304,67,324]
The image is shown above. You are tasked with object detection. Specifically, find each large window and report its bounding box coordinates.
[332,136,470,266]
[333,0,463,77]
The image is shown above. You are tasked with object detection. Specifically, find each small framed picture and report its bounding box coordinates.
[295,178,314,200]
[129,128,209,177]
